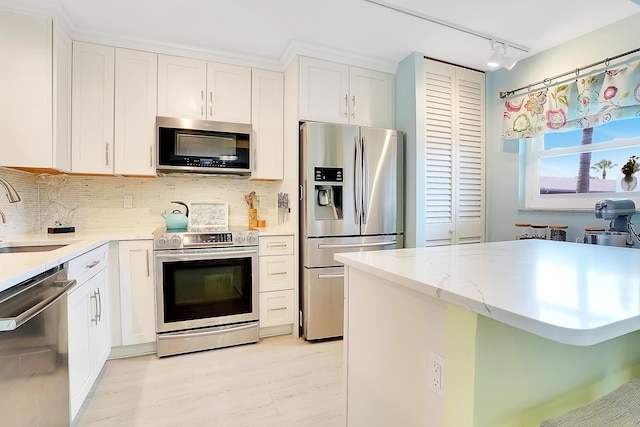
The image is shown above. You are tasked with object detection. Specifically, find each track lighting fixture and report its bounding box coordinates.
[487,40,518,71]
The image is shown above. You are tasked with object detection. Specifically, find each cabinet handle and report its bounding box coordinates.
[105,142,110,166]
[267,243,288,248]
[209,91,213,117]
[268,271,287,276]
[96,288,102,322]
[269,306,287,311]
[344,94,348,117]
[351,95,356,118]
[200,90,204,116]
[146,249,150,277]
[90,291,99,325]
[85,260,100,269]
[149,145,153,168]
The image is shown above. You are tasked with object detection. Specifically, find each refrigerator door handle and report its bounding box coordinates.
[354,135,361,225]
[317,240,398,250]
[362,136,368,225]
[318,273,345,280]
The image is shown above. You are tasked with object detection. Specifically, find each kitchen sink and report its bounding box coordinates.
[0,243,70,254]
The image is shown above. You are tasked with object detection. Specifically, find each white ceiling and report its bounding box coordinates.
[6,0,640,72]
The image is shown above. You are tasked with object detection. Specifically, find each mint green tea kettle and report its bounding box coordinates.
[162,201,189,230]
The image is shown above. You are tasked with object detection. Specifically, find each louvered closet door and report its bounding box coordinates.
[423,59,485,246]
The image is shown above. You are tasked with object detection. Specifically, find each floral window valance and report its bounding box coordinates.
[502,59,640,140]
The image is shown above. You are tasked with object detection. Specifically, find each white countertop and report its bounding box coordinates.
[0,229,153,293]
[0,227,292,294]
[336,240,640,346]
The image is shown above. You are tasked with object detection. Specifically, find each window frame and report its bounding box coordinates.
[523,130,640,210]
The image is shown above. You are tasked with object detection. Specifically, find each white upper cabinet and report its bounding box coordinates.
[207,61,252,123]
[299,57,350,124]
[250,69,284,180]
[299,56,395,129]
[0,11,71,171]
[71,42,115,174]
[72,43,157,176]
[157,55,251,123]
[53,21,72,172]
[349,66,395,129]
[114,48,158,176]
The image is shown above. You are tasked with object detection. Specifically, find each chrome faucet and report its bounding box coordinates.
[0,176,21,203]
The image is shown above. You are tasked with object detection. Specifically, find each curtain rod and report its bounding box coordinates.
[499,47,640,99]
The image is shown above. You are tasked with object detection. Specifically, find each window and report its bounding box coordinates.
[523,117,640,210]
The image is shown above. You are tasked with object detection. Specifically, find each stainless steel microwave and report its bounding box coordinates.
[156,116,252,175]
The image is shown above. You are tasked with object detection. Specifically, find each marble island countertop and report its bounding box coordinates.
[336,239,640,346]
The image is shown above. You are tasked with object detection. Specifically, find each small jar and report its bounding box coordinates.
[549,225,568,241]
[515,223,532,240]
[531,225,548,239]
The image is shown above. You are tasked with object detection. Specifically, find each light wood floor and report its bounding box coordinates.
[75,335,345,427]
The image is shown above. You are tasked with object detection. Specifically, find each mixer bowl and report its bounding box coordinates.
[582,231,631,247]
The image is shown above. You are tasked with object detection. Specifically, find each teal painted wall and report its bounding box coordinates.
[485,14,640,243]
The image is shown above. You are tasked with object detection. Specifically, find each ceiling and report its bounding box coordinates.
[8,0,640,72]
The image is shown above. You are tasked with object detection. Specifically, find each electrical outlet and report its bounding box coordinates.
[123,195,133,209]
[429,351,444,396]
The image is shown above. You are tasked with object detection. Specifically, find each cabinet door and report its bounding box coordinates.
[72,42,115,174]
[157,55,207,120]
[206,61,251,123]
[90,268,111,372]
[259,255,294,292]
[114,48,157,176]
[299,57,349,124]
[259,290,294,328]
[0,11,52,168]
[424,59,485,247]
[118,240,156,346]
[251,69,284,180]
[67,282,92,421]
[349,66,395,128]
[53,21,72,172]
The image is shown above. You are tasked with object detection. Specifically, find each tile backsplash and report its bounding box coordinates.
[0,167,276,237]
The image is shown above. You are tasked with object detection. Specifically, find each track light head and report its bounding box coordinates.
[501,44,518,70]
[487,41,502,69]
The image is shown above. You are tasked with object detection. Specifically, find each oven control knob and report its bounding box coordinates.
[247,232,257,244]
[236,233,246,244]
[157,236,168,248]
[169,235,182,248]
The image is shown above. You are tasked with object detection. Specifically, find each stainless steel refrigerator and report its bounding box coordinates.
[300,121,403,340]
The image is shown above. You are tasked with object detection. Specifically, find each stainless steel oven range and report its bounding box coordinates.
[153,227,259,357]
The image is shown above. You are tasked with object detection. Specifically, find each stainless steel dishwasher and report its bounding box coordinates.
[0,264,76,427]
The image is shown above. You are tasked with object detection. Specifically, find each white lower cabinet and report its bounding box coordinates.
[108,240,156,359]
[67,244,110,422]
[258,235,295,337]
[118,240,156,346]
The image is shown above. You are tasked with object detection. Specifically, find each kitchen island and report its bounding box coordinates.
[336,240,640,427]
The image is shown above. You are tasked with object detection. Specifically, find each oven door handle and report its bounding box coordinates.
[155,249,258,261]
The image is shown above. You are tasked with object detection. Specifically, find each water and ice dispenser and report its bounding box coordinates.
[314,167,343,220]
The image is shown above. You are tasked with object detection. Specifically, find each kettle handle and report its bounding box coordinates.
[171,201,189,218]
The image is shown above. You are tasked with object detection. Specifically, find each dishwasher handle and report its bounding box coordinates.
[0,279,76,331]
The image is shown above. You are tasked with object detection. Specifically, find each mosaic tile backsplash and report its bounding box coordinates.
[0,167,276,238]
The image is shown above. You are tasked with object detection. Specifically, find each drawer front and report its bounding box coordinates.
[259,235,294,256]
[259,290,294,328]
[259,255,294,292]
[68,243,109,284]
